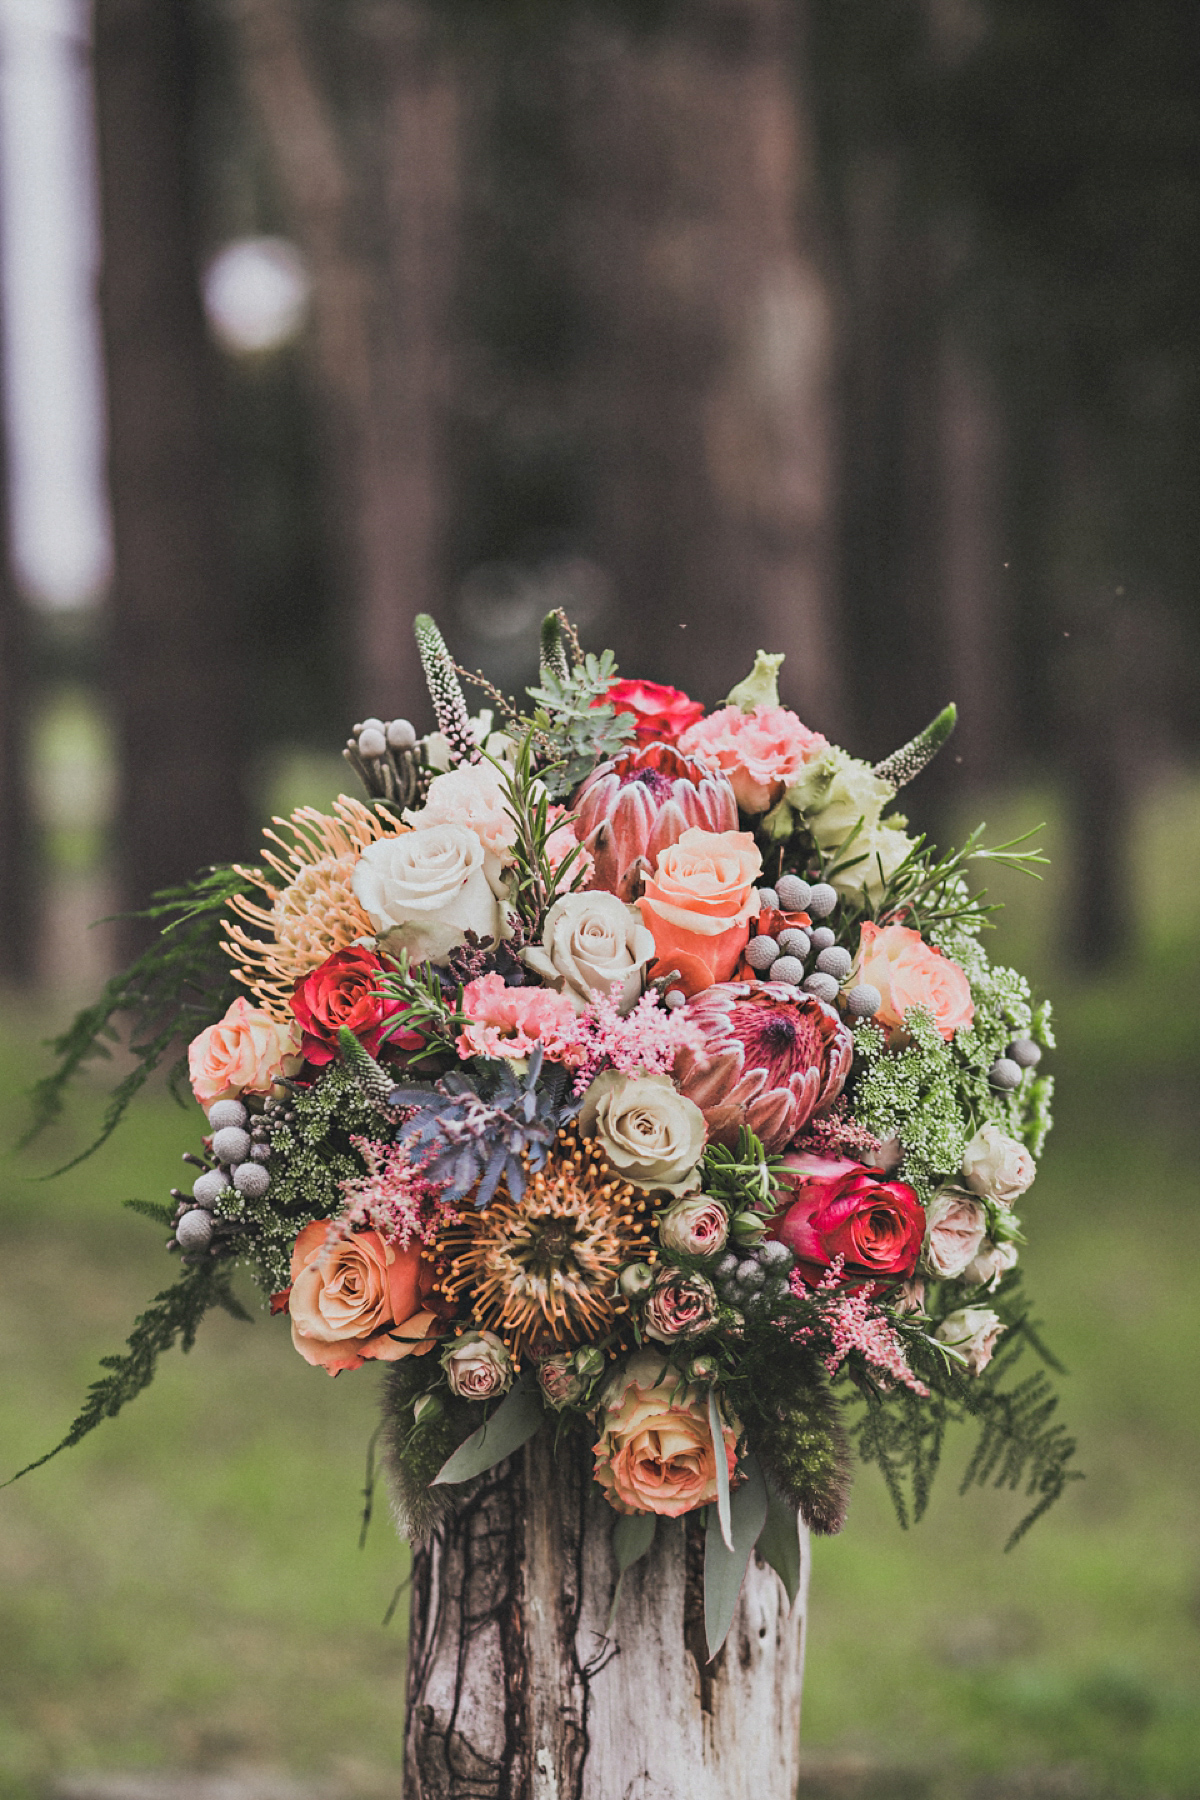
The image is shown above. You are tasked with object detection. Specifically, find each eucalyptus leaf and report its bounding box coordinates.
[703,1453,768,1659]
[709,1388,734,1552]
[607,1510,658,1632]
[431,1375,544,1485]
[757,1477,802,1607]
[612,1508,657,1574]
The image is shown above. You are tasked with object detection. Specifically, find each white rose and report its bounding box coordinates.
[658,1193,729,1257]
[831,819,917,904]
[579,1070,706,1195]
[353,824,506,965]
[961,1124,1036,1206]
[962,1239,1019,1292]
[923,1188,988,1279]
[936,1306,1004,1375]
[406,762,518,862]
[441,1330,513,1400]
[522,890,655,1014]
[787,749,893,849]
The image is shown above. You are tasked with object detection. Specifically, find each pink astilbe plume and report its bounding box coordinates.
[794,1257,929,1395]
[331,1136,457,1252]
[569,985,706,1094]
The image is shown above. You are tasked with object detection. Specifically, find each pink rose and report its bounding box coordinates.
[923,1189,988,1279]
[851,922,974,1041]
[188,995,303,1104]
[593,1350,738,1516]
[643,1269,718,1342]
[406,761,516,861]
[679,704,829,813]
[457,972,580,1063]
[936,1307,1004,1375]
[658,1194,729,1257]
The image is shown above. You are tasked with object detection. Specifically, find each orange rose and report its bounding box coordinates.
[188,996,303,1104]
[593,1350,738,1516]
[852,922,974,1040]
[285,1221,441,1375]
[636,828,762,996]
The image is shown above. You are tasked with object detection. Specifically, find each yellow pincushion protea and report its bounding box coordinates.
[224,796,405,1019]
[436,1129,656,1365]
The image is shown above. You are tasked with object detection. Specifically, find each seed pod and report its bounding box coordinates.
[211,1125,251,1166]
[807,883,838,917]
[745,935,780,971]
[846,983,882,1019]
[176,1209,214,1252]
[1007,1037,1042,1068]
[816,946,853,980]
[775,874,812,912]
[207,1099,247,1131]
[802,972,840,1004]
[988,1057,1023,1091]
[191,1168,226,1209]
[755,886,779,911]
[233,1162,270,1199]
[769,955,805,985]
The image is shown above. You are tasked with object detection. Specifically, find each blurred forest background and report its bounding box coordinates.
[1,2,1198,1798]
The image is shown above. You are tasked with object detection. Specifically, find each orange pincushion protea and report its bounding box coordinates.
[224,797,405,1020]
[435,1129,656,1364]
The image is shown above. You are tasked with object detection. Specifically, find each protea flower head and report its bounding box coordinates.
[573,742,738,901]
[673,981,853,1153]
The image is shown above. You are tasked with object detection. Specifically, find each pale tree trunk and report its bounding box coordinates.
[404,1427,810,1800]
[557,0,840,728]
[229,0,460,725]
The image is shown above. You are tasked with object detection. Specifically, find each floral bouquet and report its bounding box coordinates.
[20,613,1073,1655]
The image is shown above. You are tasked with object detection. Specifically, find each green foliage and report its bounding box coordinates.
[850,1013,975,1200]
[20,867,252,1173]
[852,1287,1080,1550]
[486,729,589,936]
[3,1260,251,1486]
[246,1063,385,1293]
[699,1128,777,1212]
[379,1360,484,1542]
[524,646,634,797]
[872,702,958,789]
[739,1341,853,1535]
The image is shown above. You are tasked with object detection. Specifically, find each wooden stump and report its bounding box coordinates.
[403,1426,810,1799]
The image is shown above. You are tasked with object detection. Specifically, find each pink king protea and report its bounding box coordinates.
[673,981,853,1153]
[573,743,738,902]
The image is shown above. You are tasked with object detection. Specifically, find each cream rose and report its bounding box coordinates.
[405,762,518,862]
[962,1239,1019,1291]
[923,1189,988,1279]
[352,823,506,965]
[961,1124,1036,1206]
[537,1354,585,1409]
[523,890,656,1014]
[592,1349,738,1516]
[658,1193,729,1258]
[936,1306,1004,1375]
[441,1330,513,1400]
[579,1070,707,1195]
[189,996,302,1104]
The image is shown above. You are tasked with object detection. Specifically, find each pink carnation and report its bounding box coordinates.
[458,972,580,1063]
[679,705,828,814]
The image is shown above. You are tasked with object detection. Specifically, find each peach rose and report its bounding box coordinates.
[851,922,974,1041]
[637,827,762,996]
[188,995,303,1104]
[593,1349,738,1516]
[678,704,828,813]
[285,1220,441,1375]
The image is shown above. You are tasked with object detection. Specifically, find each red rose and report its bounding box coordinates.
[291,947,419,1065]
[597,679,706,745]
[772,1152,924,1284]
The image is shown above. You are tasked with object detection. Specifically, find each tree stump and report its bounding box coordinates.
[403,1426,810,1799]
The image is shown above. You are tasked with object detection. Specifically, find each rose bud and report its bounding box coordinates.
[730,1211,768,1248]
[619,1261,656,1299]
[538,1355,585,1410]
[441,1330,513,1400]
[573,1344,607,1379]
[658,1193,729,1258]
[412,1391,444,1425]
[688,1355,719,1383]
[644,1269,718,1343]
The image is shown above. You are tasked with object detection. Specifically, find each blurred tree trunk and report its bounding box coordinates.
[559,0,840,726]
[94,0,247,950]
[230,0,460,726]
[0,431,33,983]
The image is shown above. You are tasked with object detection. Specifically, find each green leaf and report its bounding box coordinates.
[757,1477,803,1607]
[431,1374,545,1484]
[709,1387,734,1551]
[612,1507,657,1574]
[607,1509,658,1632]
[704,1453,769,1658]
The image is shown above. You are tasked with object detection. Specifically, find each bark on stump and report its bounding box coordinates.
[404,1427,810,1799]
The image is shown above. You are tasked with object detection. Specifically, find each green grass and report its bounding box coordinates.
[2,781,1199,1794]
